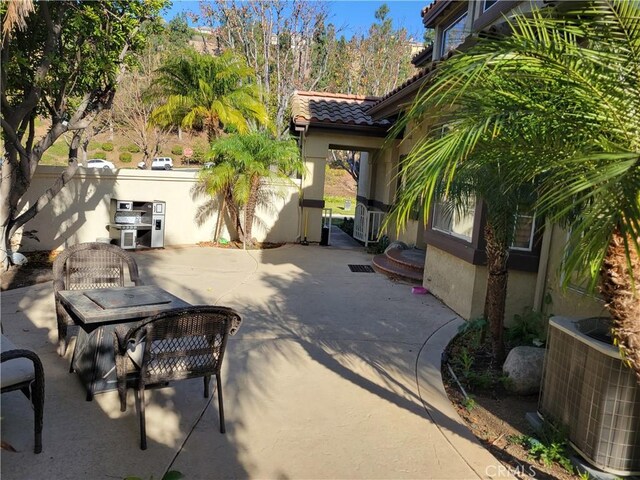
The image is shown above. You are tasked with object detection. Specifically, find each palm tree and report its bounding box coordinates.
[390,1,640,375]
[150,51,269,142]
[196,132,303,246]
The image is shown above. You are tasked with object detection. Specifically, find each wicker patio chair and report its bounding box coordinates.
[113,306,242,450]
[52,242,143,357]
[1,335,45,454]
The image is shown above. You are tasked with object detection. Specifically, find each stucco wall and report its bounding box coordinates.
[474,267,538,326]
[424,246,483,319]
[17,166,300,252]
[542,225,608,319]
[300,131,386,242]
[424,245,537,325]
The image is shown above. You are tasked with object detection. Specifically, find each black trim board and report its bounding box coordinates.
[301,199,325,208]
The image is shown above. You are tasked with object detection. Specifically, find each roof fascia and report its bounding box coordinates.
[302,122,392,138]
[423,0,463,29]
[472,0,523,31]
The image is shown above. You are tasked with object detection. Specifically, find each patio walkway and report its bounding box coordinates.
[1,243,508,479]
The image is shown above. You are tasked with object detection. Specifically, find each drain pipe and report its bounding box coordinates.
[295,124,308,244]
[447,362,471,402]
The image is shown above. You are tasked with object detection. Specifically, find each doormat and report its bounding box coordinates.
[348,264,375,273]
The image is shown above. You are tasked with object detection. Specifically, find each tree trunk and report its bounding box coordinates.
[214,195,226,242]
[484,222,509,362]
[243,177,261,246]
[600,229,640,383]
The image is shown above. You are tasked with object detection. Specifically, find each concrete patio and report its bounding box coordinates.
[1,237,508,479]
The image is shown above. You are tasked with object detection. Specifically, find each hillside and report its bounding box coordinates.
[36,118,208,169]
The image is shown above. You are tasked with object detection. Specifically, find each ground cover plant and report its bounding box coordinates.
[443,318,583,480]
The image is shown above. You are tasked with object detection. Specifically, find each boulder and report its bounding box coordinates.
[384,241,408,254]
[502,346,546,395]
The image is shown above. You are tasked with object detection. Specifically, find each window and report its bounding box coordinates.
[441,13,468,56]
[483,0,498,12]
[510,212,536,251]
[432,196,476,242]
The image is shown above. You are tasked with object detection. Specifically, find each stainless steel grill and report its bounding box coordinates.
[109,199,165,249]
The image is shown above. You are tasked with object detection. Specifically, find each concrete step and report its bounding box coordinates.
[384,247,425,272]
[372,253,423,284]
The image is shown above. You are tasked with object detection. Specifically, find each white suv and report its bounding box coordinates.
[151,157,173,170]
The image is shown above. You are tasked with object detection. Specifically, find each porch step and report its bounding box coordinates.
[372,247,425,284]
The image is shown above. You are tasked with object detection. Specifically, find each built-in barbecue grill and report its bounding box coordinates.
[109,199,165,249]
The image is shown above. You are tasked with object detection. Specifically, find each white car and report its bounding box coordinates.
[151,157,173,170]
[86,159,115,170]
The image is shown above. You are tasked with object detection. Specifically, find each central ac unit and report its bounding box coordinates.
[539,316,640,476]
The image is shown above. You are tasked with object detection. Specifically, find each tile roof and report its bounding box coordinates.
[411,44,434,66]
[291,91,391,129]
[421,0,458,28]
[421,0,443,18]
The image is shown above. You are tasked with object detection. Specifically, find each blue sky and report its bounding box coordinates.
[163,1,429,40]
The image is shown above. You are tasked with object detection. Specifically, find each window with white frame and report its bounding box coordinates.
[483,0,498,12]
[510,212,536,251]
[441,12,468,56]
[432,196,476,242]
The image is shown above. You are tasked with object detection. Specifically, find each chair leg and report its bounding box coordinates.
[68,342,76,373]
[216,374,225,434]
[203,375,210,398]
[31,358,45,454]
[137,387,147,450]
[58,324,68,357]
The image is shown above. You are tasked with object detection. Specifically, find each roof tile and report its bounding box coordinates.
[291,91,391,128]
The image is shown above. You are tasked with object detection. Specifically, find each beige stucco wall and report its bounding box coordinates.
[424,245,537,325]
[17,166,300,252]
[542,225,608,319]
[300,131,386,242]
[424,246,483,319]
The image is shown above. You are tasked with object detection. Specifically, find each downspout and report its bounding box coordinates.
[533,219,553,312]
[295,124,308,243]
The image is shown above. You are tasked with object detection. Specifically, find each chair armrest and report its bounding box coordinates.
[1,348,45,390]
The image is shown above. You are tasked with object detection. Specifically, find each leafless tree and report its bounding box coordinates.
[199,0,330,135]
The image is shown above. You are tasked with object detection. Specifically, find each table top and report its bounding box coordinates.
[58,285,191,329]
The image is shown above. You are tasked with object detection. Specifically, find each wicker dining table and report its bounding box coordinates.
[57,285,190,400]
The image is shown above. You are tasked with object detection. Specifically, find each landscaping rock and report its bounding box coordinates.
[384,240,408,254]
[502,346,546,395]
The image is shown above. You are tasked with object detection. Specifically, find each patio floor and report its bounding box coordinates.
[1,242,507,479]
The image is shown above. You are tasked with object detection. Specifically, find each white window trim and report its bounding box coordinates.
[510,214,536,252]
[483,0,498,13]
[432,199,475,243]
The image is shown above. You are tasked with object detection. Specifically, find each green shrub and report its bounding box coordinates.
[101,142,114,151]
[366,235,389,254]
[119,152,132,163]
[128,144,141,153]
[93,152,107,159]
[507,307,548,347]
[190,143,208,165]
[171,145,183,155]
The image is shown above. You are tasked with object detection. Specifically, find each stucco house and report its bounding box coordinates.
[290,0,606,324]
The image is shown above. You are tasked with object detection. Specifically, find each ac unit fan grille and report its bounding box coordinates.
[539,318,640,475]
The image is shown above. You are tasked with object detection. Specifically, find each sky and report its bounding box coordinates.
[163,0,430,40]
